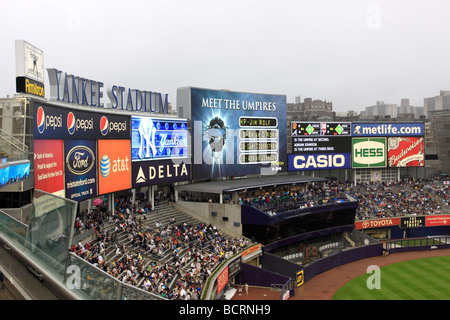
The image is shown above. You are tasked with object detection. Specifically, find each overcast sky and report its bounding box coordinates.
[1,0,450,112]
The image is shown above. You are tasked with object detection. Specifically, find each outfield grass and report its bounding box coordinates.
[332,256,450,300]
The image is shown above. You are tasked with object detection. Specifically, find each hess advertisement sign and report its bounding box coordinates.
[97,140,131,195]
[352,138,387,168]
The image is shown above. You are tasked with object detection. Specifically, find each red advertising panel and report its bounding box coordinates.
[217,266,229,294]
[34,139,65,196]
[387,137,424,167]
[97,140,131,195]
[426,215,450,227]
[354,217,401,230]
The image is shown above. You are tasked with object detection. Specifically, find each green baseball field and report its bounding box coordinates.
[332,255,450,300]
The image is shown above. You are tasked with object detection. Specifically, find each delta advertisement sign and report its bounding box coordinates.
[131,116,191,188]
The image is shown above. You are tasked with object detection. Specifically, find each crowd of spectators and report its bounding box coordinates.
[237,181,350,215]
[235,176,449,219]
[353,177,449,220]
[71,196,254,300]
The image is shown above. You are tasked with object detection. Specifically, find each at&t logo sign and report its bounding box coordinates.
[100,153,129,178]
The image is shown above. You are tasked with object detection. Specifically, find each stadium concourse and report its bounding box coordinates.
[72,176,448,300]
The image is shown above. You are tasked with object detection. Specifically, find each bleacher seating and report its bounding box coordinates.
[72,201,254,300]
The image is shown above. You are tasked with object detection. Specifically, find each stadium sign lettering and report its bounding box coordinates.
[47,68,169,114]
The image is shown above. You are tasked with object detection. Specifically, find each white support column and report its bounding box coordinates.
[150,185,155,211]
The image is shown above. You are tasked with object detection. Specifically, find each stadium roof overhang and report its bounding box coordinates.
[174,174,328,195]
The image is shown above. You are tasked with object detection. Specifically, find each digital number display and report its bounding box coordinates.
[240,141,278,152]
[239,129,278,139]
[400,216,425,228]
[239,153,278,164]
[240,117,278,127]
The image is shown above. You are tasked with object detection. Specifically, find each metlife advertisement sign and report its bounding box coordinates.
[33,102,130,140]
[351,123,424,137]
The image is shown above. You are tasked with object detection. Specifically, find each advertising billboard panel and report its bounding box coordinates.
[64,140,97,201]
[97,139,131,195]
[34,139,65,197]
[288,153,351,171]
[190,88,287,180]
[0,161,31,188]
[352,123,424,137]
[33,102,130,140]
[132,159,191,188]
[387,137,424,167]
[352,138,387,168]
[131,116,188,161]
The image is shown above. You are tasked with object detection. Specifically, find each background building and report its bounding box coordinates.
[424,90,450,118]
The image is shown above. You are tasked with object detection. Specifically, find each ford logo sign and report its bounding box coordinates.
[66,146,95,175]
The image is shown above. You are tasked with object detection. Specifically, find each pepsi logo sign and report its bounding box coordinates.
[100,116,128,136]
[36,106,63,134]
[67,112,94,134]
[66,146,95,175]
[67,112,76,135]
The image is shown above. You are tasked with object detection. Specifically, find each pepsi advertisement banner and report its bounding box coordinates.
[131,116,188,161]
[64,140,98,201]
[288,153,351,171]
[189,87,287,180]
[33,102,130,140]
[352,123,424,137]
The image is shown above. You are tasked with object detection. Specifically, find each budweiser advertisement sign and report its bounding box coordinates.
[388,137,424,167]
[355,218,401,230]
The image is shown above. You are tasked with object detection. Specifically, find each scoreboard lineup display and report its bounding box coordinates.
[239,116,279,164]
[291,122,352,154]
[292,122,352,137]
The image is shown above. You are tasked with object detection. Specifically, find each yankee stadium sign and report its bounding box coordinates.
[47,68,169,114]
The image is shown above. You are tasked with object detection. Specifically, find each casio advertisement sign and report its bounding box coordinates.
[288,153,351,171]
[352,138,387,168]
[33,103,130,139]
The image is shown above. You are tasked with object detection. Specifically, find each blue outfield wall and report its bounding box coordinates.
[301,243,382,282]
